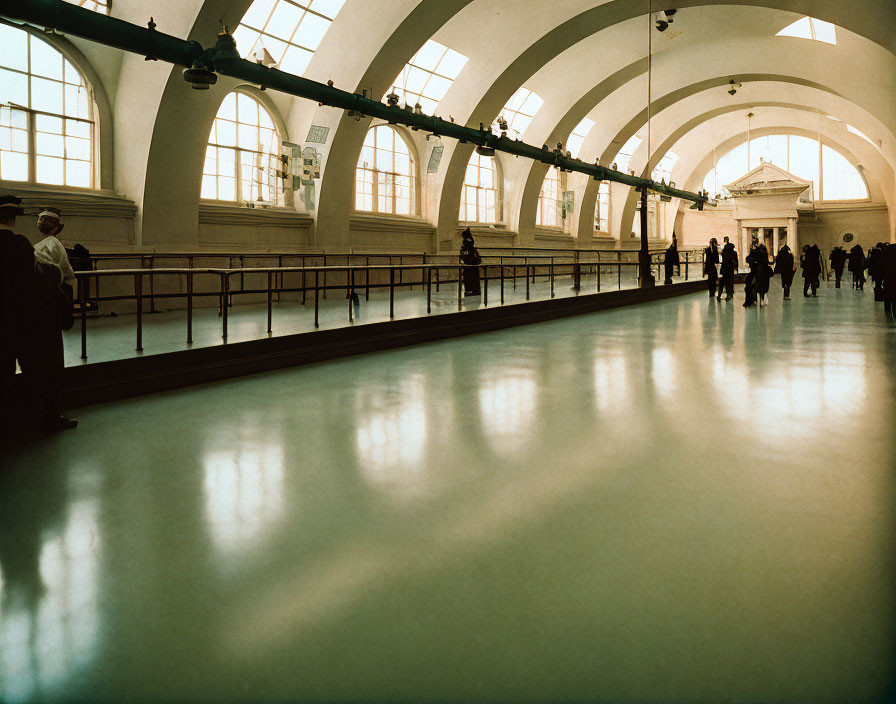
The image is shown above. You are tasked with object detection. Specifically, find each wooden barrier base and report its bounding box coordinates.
[60,280,707,409]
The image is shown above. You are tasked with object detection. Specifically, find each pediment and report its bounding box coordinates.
[725,160,811,197]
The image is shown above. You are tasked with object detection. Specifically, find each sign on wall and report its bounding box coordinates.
[427,145,444,173]
[306,125,330,144]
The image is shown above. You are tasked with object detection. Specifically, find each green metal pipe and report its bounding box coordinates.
[2,0,709,208]
[2,0,202,67]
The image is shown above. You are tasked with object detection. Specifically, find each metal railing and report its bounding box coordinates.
[71,256,698,360]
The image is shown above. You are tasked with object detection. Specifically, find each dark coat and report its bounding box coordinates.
[704,245,719,277]
[720,243,737,276]
[0,228,38,353]
[775,247,795,284]
[801,246,822,279]
[848,245,866,273]
[665,244,680,267]
[829,247,848,273]
[882,244,896,302]
[868,247,884,281]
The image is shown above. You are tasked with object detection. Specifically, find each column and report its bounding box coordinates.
[773,228,779,254]
[787,218,798,251]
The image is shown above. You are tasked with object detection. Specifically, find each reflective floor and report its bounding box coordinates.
[64,270,690,366]
[3,281,895,703]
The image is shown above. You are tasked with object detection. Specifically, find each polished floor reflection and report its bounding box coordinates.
[2,282,895,702]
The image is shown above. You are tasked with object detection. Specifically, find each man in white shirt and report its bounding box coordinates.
[34,207,76,287]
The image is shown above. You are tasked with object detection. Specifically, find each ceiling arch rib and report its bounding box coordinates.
[430,0,895,243]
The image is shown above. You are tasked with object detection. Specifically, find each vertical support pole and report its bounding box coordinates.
[389,267,395,319]
[221,274,229,341]
[639,187,654,288]
[618,263,622,290]
[573,251,580,291]
[366,256,370,301]
[314,269,319,328]
[302,257,307,305]
[79,276,88,359]
[500,263,505,304]
[550,260,554,298]
[426,266,432,314]
[457,266,462,311]
[484,265,488,306]
[277,255,283,302]
[322,254,327,299]
[187,270,193,344]
[526,265,530,300]
[135,273,143,351]
[147,255,157,314]
[267,271,273,334]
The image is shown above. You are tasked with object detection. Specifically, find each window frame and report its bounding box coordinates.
[354,124,417,217]
[201,88,285,206]
[459,151,501,224]
[0,27,98,189]
[536,166,565,230]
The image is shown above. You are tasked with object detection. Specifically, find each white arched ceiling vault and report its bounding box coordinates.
[38,0,896,246]
[502,15,896,243]
[607,86,896,242]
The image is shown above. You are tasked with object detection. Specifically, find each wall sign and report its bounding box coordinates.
[306,125,330,144]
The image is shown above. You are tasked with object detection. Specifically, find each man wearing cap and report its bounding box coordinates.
[30,206,78,430]
[34,207,76,287]
[0,194,38,440]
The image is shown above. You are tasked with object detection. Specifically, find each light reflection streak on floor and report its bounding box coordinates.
[1,283,895,703]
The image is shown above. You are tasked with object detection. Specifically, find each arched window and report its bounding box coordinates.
[702,134,867,202]
[0,25,95,187]
[595,181,609,232]
[536,167,562,228]
[201,91,282,205]
[460,152,498,223]
[355,125,414,215]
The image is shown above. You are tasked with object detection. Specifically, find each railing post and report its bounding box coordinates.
[221,273,229,341]
[483,265,488,306]
[526,265,530,300]
[314,269,319,328]
[277,255,283,302]
[187,270,193,344]
[597,261,601,292]
[426,266,432,314]
[267,271,273,334]
[618,263,622,290]
[389,267,395,319]
[365,256,370,301]
[135,273,143,352]
[457,265,462,311]
[79,276,88,359]
[146,255,157,314]
[322,254,327,299]
[550,258,555,298]
[348,268,354,323]
[500,262,504,304]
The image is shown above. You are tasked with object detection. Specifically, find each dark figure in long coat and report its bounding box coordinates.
[704,238,719,299]
[801,244,822,297]
[774,244,795,299]
[717,242,737,301]
[0,196,38,444]
[868,243,885,299]
[753,242,771,305]
[663,236,680,285]
[743,243,759,308]
[829,246,848,288]
[848,244,866,290]
[459,228,481,296]
[881,243,896,319]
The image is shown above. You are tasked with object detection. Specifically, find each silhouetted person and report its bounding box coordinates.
[717,241,737,301]
[829,246,848,288]
[664,235,679,285]
[868,242,885,300]
[459,228,481,296]
[704,238,719,300]
[848,244,866,290]
[801,244,822,297]
[753,242,771,306]
[774,244,795,300]
[881,243,896,319]
[0,195,37,445]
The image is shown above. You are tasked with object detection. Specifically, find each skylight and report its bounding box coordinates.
[847,124,876,147]
[496,87,544,140]
[776,16,836,45]
[62,0,110,13]
[613,135,642,173]
[233,0,346,77]
[385,40,468,116]
[567,117,595,160]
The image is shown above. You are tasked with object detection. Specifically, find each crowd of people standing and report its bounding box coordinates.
[701,235,896,318]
